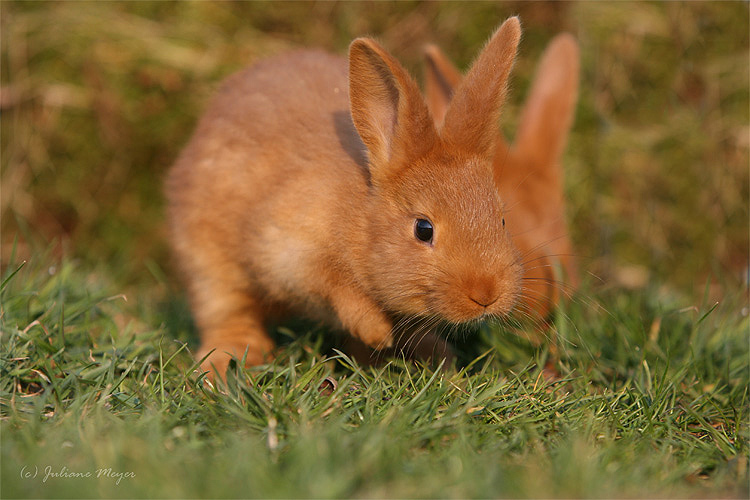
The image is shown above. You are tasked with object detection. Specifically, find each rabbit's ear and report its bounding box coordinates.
[424,44,462,128]
[349,38,437,185]
[441,17,520,159]
[513,33,579,167]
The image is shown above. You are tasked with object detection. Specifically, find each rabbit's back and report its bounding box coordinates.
[167,50,369,316]
[170,50,366,191]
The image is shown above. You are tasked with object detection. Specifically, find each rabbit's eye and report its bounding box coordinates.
[502,218,506,228]
[414,218,434,244]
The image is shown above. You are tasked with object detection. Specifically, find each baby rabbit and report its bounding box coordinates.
[424,33,580,322]
[167,18,524,378]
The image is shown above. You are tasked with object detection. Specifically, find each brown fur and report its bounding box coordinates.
[166,18,524,378]
[425,33,580,321]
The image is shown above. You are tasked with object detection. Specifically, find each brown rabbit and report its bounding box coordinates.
[166,18,524,378]
[425,33,580,323]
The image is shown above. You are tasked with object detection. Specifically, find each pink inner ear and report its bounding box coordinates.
[366,92,398,161]
[348,39,402,168]
[348,38,438,182]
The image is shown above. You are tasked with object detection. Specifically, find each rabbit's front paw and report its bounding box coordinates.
[353,315,394,351]
[329,285,394,350]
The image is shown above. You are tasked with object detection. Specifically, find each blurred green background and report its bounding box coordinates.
[2,1,748,302]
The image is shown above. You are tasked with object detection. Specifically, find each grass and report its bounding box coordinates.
[1,252,748,498]
[1,1,749,498]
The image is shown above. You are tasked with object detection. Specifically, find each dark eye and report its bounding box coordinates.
[414,218,434,244]
[502,217,506,228]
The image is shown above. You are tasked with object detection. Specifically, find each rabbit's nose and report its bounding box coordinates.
[465,280,499,309]
[468,294,499,309]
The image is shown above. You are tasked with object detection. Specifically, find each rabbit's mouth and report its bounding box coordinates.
[462,296,516,323]
[446,270,521,323]
[424,287,519,325]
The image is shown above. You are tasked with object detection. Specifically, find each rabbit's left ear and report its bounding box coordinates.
[513,33,580,167]
[440,17,521,160]
[424,44,462,128]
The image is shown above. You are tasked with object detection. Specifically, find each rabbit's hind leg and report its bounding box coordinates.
[191,276,275,380]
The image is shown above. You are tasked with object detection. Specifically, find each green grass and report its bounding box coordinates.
[2,254,748,498]
[1,1,749,498]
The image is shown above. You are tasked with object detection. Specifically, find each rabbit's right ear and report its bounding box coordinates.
[424,44,462,127]
[513,33,580,167]
[349,38,437,186]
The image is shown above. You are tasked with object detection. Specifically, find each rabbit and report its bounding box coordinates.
[166,17,524,379]
[424,32,580,324]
